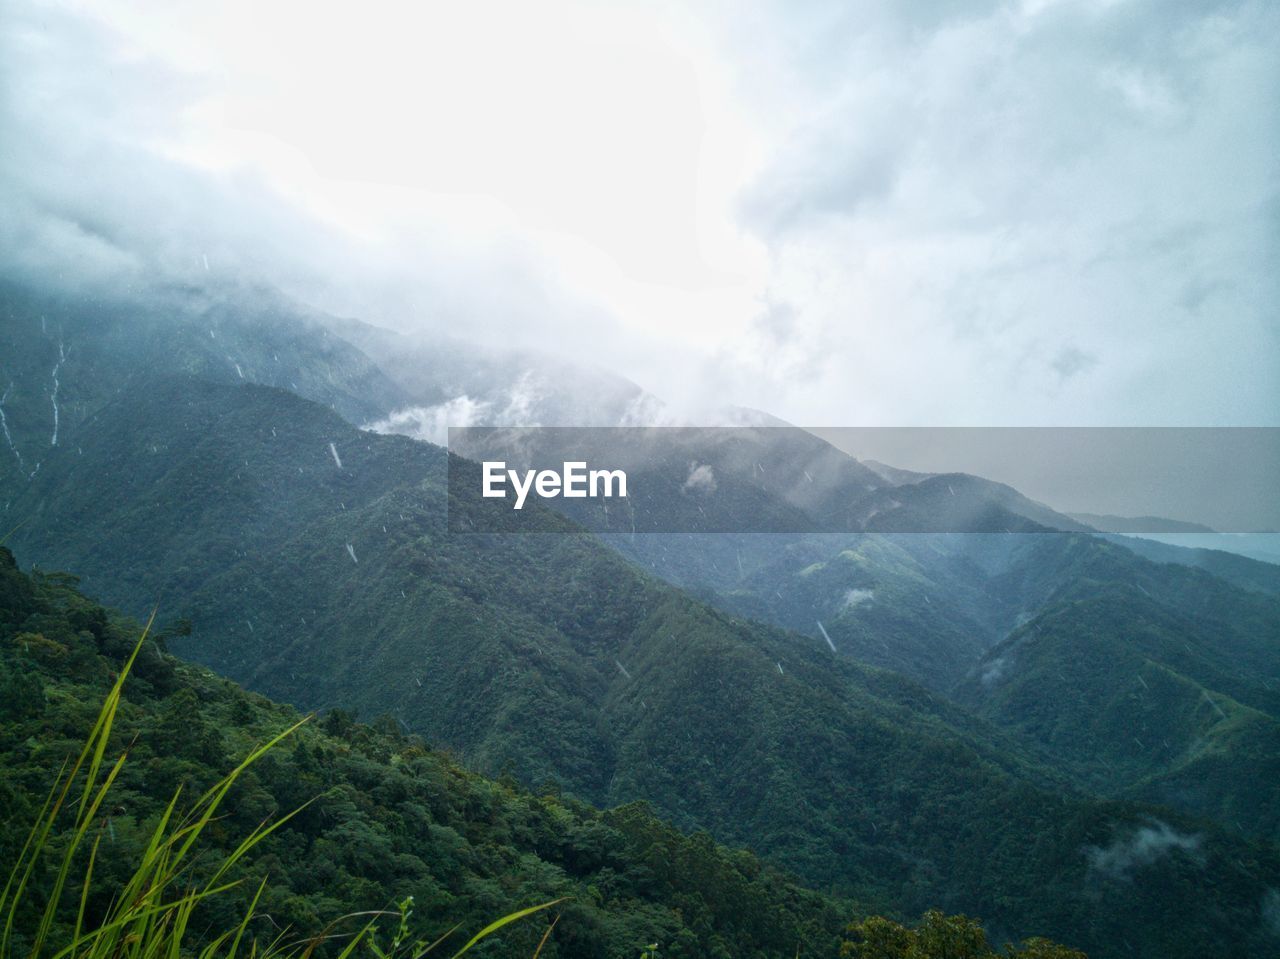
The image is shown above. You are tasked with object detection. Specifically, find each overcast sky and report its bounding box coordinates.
[2,0,1276,426]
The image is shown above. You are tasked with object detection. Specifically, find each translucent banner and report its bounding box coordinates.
[446,426,1280,535]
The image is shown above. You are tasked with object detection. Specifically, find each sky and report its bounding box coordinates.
[1,0,1277,426]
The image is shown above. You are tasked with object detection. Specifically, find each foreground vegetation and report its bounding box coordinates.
[0,548,1096,957]
[0,546,846,956]
[3,300,1277,958]
[2,610,568,959]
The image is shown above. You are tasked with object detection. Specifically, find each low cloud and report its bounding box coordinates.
[682,463,717,494]
[1,0,1274,427]
[841,588,875,610]
[979,656,1009,688]
[1085,820,1204,880]
[364,397,491,446]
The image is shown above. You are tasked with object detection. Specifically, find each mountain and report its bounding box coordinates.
[1100,533,1280,592]
[0,277,409,483]
[954,581,1280,840]
[327,318,662,437]
[4,373,1280,956]
[638,531,998,693]
[611,521,1280,710]
[3,280,1279,957]
[0,546,853,958]
[1069,513,1217,534]
[627,526,1280,831]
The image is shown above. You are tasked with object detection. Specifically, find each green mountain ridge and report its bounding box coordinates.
[4,375,1280,957]
[0,546,853,958]
[2,279,1279,957]
[634,527,1280,844]
[954,585,1280,839]
[0,279,409,481]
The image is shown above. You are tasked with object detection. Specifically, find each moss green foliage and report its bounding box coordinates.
[840,911,1086,959]
[0,547,850,958]
[3,284,1279,958]
[952,584,1280,837]
[638,527,1280,840]
[1,620,375,959]
[0,552,1086,959]
[6,378,1280,957]
[685,532,996,692]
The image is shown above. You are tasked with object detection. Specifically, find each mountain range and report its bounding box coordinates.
[2,275,1279,958]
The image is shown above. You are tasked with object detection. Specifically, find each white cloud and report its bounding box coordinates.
[696,0,1279,425]
[682,462,718,494]
[842,588,875,610]
[1,0,1275,426]
[1085,820,1204,880]
[363,397,491,446]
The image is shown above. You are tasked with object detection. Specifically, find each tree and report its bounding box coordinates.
[840,915,914,959]
[915,910,991,959]
[840,911,1087,959]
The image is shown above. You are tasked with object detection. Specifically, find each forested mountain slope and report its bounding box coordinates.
[623,527,1280,842]
[954,585,1280,839]
[4,376,1280,958]
[0,546,853,958]
[0,278,408,482]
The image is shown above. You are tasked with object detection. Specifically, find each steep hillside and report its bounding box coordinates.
[0,277,407,487]
[1099,533,1280,596]
[0,546,852,958]
[627,528,1280,840]
[954,586,1280,839]
[4,376,1280,958]
[689,533,998,693]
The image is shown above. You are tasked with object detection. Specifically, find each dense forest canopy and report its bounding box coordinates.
[1,547,1103,957]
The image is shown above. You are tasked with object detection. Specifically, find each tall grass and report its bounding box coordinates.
[1,620,562,959]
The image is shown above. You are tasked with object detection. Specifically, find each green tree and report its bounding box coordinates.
[840,911,1087,959]
[840,915,914,959]
[915,910,991,959]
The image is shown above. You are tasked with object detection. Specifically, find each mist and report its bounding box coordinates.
[2,0,1276,428]
[1086,820,1204,881]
